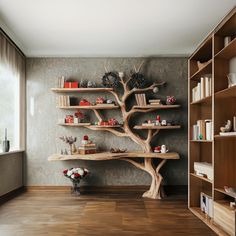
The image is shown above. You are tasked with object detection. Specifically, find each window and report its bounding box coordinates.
[0,30,25,153]
[0,64,20,151]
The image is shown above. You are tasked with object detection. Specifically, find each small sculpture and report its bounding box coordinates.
[2,128,10,152]
[110,148,127,153]
[87,81,96,88]
[161,145,168,153]
[166,96,176,105]
[80,79,87,88]
[220,120,232,133]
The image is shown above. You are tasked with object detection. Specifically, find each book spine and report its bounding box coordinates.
[200,77,205,99]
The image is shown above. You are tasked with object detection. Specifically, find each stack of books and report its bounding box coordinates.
[192,119,212,140]
[78,143,96,155]
[57,76,65,88]
[149,99,161,106]
[135,94,147,106]
[58,95,70,107]
[192,77,212,102]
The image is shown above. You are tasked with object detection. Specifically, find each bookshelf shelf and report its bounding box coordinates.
[190,95,212,105]
[190,60,212,81]
[215,188,236,198]
[190,140,213,143]
[214,37,236,60]
[189,6,236,236]
[190,173,213,184]
[214,85,236,98]
[58,123,122,128]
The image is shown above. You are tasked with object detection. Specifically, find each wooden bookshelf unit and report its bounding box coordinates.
[188,7,236,236]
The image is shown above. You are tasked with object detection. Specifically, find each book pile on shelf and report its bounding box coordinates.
[135,94,147,106]
[57,76,65,88]
[58,95,70,107]
[200,192,213,218]
[192,77,212,102]
[78,135,96,155]
[192,119,212,140]
[148,99,161,106]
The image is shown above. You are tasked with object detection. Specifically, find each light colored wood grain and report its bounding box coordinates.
[190,173,213,184]
[57,105,119,109]
[214,201,235,236]
[133,125,181,130]
[48,152,180,161]
[132,104,180,109]
[51,87,113,92]
[214,37,236,60]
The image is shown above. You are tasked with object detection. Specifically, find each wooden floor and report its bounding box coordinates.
[0,190,216,236]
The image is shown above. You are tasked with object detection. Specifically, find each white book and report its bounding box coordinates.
[209,78,212,96]
[200,77,205,99]
[193,125,199,140]
[197,83,201,101]
[61,76,65,88]
[192,88,195,102]
[205,77,210,97]
[205,120,212,140]
[142,94,147,106]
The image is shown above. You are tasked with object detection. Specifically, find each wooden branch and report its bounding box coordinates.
[126,108,156,119]
[121,158,146,171]
[92,109,103,122]
[152,129,160,139]
[122,81,166,102]
[109,91,123,106]
[145,130,153,144]
[87,125,128,137]
[156,159,167,173]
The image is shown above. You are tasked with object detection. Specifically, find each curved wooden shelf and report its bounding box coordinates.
[57,105,119,110]
[133,105,180,109]
[51,88,113,92]
[48,151,180,161]
[134,125,181,130]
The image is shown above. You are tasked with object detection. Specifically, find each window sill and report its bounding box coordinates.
[0,150,24,156]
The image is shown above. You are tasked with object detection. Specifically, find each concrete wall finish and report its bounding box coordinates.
[26,57,188,186]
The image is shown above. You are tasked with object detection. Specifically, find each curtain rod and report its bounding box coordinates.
[0,27,25,58]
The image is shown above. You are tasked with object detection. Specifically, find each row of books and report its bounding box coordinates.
[135,94,147,106]
[149,99,161,106]
[192,119,212,140]
[192,77,212,102]
[58,95,70,107]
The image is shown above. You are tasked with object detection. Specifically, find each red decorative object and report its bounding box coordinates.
[166,96,176,105]
[64,82,79,88]
[100,121,109,126]
[83,135,89,140]
[154,146,161,153]
[65,115,74,123]
[108,118,118,126]
[79,99,91,106]
[156,115,161,122]
[75,110,84,119]
[96,97,105,104]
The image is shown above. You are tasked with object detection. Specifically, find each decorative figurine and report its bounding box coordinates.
[60,136,77,155]
[161,145,168,153]
[156,115,161,126]
[74,110,85,123]
[220,120,232,133]
[96,97,105,104]
[153,87,159,93]
[161,120,167,126]
[106,99,113,104]
[154,146,161,153]
[87,81,96,88]
[166,96,176,105]
[80,79,87,88]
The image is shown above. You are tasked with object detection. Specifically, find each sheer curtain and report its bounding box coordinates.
[0,29,25,151]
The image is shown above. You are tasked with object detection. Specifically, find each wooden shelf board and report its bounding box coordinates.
[134,125,181,130]
[190,173,213,184]
[215,188,236,198]
[214,37,236,60]
[189,207,228,236]
[190,59,212,81]
[190,140,213,143]
[214,134,236,139]
[214,85,236,98]
[58,123,122,128]
[57,105,119,110]
[48,151,180,161]
[51,88,113,92]
[191,95,212,105]
[133,105,180,109]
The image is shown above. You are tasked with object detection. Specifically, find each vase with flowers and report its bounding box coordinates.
[63,167,89,195]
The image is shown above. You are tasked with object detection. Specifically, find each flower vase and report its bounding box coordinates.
[71,181,80,195]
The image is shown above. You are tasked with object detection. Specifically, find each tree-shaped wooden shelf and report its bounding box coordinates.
[49,68,181,199]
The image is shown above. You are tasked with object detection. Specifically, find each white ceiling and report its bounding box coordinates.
[0,0,235,57]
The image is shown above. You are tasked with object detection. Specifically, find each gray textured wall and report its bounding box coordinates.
[0,152,23,196]
[26,57,188,186]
